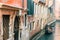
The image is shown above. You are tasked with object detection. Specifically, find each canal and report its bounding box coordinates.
[38,33,54,40]
[37,21,56,40]
[38,21,60,40]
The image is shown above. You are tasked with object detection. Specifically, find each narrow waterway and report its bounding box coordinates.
[38,21,60,40]
[38,33,54,40]
[38,21,56,40]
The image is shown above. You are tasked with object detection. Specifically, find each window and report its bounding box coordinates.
[27,23,30,31]
[34,3,36,14]
[32,22,34,30]
[37,5,39,15]
[42,6,44,14]
[27,0,34,15]
[41,5,44,18]
[20,30,22,38]
[38,5,41,15]
[48,7,53,13]
[44,7,47,18]
[40,18,44,29]
[37,20,39,27]
[36,4,38,15]
[30,23,31,30]
[19,10,22,16]
[39,19,41,29]
[29,22,34,31]
[24,14,27,26]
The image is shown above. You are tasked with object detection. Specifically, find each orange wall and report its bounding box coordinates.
[24,0,27,9]
[0,0,27,9]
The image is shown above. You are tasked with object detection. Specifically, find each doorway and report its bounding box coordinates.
[3,15,10,40]
[14,16,19,40]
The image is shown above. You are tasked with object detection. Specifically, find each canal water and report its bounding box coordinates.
[38,33,54,40]
[38,22,56,40]
[38,21,60,40]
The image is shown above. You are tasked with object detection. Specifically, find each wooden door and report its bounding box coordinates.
[3,15,10,40]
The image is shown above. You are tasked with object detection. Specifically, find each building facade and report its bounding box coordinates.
[0,0,27,40]
[29,0,54,39]
[0,0,54,40]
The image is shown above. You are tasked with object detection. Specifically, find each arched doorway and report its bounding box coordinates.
[14,16,20,40]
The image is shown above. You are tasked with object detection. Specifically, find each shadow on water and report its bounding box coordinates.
[38,22,56,40]
[38,33,54,40]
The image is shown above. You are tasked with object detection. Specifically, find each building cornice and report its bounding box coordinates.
[0,3,28,11]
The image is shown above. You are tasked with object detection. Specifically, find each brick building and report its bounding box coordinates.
[0,0,54,40]
[29,0,54,40]
[0,0,27,40]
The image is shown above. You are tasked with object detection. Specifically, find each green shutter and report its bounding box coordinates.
[27,0,34,15]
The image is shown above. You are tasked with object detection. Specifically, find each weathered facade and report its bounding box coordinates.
[29,0,47,38]
[29,0,54,39]
[0,0,54,40]
[0,0,27,40]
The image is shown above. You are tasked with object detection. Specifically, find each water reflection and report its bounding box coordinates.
[38,33,54,40]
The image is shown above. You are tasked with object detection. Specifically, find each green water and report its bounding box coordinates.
[38,33,54,40]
